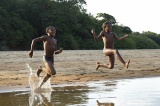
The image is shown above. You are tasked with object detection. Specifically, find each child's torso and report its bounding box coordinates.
[43,37,56,57]
[102,32,114,49]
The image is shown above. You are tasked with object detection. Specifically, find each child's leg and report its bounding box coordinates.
[125,60,130,68]
[38,61,56,88]
[36,61,56,77]
[37,61,56,75]
[37,66,43,77]
[96,54,115,70]
[104,49,130,68]
[114,50,130,68]
[39,74,51,88]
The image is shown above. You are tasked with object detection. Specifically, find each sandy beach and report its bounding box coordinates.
[0,49,160,90]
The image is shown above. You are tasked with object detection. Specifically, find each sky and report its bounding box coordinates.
[85,0,160,34]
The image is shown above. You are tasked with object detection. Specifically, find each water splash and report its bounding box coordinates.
[29,89,52,106]
[26,63,52,91]
[26,63,53,106]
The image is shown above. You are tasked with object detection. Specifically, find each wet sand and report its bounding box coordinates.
[0,50,160,90]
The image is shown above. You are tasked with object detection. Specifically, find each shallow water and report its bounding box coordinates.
[1,77,160,106]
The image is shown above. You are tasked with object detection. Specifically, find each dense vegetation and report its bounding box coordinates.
[0,0,160,50]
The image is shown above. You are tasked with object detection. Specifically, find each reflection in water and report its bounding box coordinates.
[0,91,29,106]
[52,85,89,105]
[97,100,114,106]
[26,63,53,106]
[29,90,52,106]
[26,63,90,106]
[1,69,160,106]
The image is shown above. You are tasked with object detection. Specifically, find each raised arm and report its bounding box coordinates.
[91,29,103,41]
[113,33,129,41]
[29,36,46,58]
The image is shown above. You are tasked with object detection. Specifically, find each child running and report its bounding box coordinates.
[29,26,63,88]
[91,21,130,70]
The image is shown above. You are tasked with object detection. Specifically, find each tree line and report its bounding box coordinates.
[0,0,160,50]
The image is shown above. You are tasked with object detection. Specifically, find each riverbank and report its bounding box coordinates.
[0,50,160,90]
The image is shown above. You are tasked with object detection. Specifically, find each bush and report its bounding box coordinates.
[58,34,79,50]
[130,35,160,49]
[115,38,136,49]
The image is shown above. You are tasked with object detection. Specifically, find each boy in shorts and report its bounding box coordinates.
[29,26,63,88]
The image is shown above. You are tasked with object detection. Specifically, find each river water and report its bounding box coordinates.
[0,77,160,106]
[0,64,160,106]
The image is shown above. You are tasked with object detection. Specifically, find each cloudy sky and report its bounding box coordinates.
[85,0,160,34]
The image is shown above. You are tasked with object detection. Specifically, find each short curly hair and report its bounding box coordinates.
[46,26,55,33]
[102,21,111,30]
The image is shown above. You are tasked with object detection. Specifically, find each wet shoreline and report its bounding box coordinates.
[1,77,160,106]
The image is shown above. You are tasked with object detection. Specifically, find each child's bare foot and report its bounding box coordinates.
[37,66,43,77]
[125,60,130,69]
[96,62,101,71]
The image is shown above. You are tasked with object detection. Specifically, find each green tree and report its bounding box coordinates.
[142,31,160,45]
[96,13,117,24]
[130,33,159,49]
[0,6,35,50]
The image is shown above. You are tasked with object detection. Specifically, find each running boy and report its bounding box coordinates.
[29,26,63,88]
[91,21,130,70]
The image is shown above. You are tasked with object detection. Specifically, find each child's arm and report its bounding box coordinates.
[91,29,103,41]
[55,48,63,54]
[113,33,129,41]
[29,36,46,58]
[54,39,63,54]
